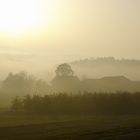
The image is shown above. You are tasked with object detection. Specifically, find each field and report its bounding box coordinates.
[0,114,140,139]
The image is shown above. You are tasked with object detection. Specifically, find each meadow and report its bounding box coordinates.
[0,114,140,139]
[0,92,140,139]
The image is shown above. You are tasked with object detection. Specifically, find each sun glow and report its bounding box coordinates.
[0,0,52,35]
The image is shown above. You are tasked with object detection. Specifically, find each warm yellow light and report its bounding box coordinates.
[0,0,45,35]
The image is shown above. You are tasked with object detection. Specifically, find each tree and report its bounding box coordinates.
[11,96,22,111]
[52,63,80,92]
[2,71,36,96]
[23,95,32,111]
[55,63,74,77]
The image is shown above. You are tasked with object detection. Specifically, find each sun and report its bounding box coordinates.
[0,0,44,35]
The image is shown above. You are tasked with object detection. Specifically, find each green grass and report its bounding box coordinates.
[0,114,140,139]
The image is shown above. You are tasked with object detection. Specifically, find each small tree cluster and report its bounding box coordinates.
[2,71,50,96]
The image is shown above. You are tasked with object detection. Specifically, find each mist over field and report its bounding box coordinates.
[0,0,140,80]
[1,56,140,82]
[71,57,140,81]
[0,0,140,139]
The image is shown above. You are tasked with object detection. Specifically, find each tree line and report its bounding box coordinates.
[12,92,140,115]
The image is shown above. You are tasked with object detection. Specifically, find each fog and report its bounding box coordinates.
[0,0,140,80]
[1,1,140,139]
[0,0,140,107]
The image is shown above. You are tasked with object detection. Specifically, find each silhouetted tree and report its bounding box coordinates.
[52,63,80,92]
[11,96,22,111]
[55,63,74,77]
[22,95,32,111]
[1,71,51,98]
[2,71,35,95]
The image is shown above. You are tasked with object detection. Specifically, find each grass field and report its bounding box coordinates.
[0,114,140,139]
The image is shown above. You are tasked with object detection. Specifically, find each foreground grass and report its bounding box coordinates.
[0,114,140,139]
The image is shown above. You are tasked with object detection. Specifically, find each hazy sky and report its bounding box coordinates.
[0,0,140,76]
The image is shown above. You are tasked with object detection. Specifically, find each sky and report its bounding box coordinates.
[0,0,140,77]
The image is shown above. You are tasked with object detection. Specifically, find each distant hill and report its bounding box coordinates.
[71,57,140,80]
